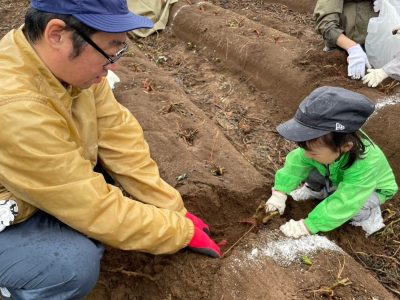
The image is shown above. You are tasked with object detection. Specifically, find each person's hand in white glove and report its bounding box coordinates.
[265,190,287,215]
[362,68,389,87]
[290,184,325,201]
[373,0,382,12]
[280,219,310,238]
[347,44,371,79]
[0,200,18,232]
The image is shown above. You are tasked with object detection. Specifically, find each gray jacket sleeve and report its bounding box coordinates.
[383,56,400,81]
[314,0,344,48]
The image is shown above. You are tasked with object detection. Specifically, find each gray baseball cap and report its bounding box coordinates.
[277,86,375,142]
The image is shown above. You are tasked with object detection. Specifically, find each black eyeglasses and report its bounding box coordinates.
[68,25,128,66]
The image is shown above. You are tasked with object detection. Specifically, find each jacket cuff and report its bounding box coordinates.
[273,184,291,195]
[304,218,318,234]
[376,192,386,204]
[324,28,344,49]
[182,218,195,247]
[178,206,188,216]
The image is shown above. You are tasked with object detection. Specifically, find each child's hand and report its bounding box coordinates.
[280,219,310,238]
[265,190,287,215]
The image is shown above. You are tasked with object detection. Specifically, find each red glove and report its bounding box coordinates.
[185,212,210,235]
[187,226,221,258]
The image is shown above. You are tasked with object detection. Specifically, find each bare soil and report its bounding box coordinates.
[1,0,400,299]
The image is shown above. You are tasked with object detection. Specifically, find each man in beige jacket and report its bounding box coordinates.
[0,0,220,299]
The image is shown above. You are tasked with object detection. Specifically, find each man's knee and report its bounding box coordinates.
[59,254,102,299]
[8,245,103,300]
[60,239,104,298]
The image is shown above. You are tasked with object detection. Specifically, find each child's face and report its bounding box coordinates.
[304,145,341,165]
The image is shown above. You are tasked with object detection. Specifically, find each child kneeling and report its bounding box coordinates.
[265,86,398,238]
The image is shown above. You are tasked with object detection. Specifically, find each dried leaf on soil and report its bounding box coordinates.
[210,165,225,176]
[142,78,153,93]
[176,173,188,182]
[160,102,187,116]
[177,127,198,146]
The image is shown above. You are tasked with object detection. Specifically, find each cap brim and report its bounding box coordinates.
[277,118,329,142]
[74,12,153,33]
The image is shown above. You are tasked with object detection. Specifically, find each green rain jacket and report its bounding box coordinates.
[274,139,397,234]
[314,0,377,48]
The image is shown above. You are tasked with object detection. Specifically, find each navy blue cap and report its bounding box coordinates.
[31,0,153,33]
[277,86,375,142]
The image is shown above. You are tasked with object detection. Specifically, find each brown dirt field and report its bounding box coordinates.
[1,0,400,299]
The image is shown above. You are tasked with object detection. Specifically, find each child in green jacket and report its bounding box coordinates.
[265,86,398,238]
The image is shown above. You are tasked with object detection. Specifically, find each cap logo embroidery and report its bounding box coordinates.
[335,122,345,131]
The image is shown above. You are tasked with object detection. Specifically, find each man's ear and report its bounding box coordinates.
[42,19,68,50]
[341,141,354,153]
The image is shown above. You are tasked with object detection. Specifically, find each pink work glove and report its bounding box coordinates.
[187,226,221,258]
[185,212,210,235]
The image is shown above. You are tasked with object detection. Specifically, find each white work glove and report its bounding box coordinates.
[280,219,310,238]
[265,190,287,215]
[347,44,371,79]
[0,200,18,232]
[373,0,382,12]
[290,184,325,201]
[362,68,389,87]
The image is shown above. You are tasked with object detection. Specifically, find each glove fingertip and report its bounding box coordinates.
[188,246,221,258]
